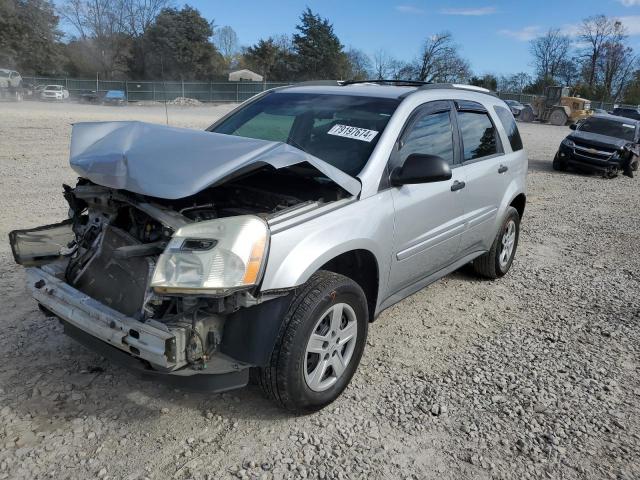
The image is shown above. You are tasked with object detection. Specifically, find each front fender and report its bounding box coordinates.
[261,193,395,298]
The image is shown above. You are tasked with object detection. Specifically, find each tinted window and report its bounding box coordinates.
[578,117,637,142]
[401,110,455,164]
[494,105,524,151]
[457,111,498,160]
[212,92,400,176]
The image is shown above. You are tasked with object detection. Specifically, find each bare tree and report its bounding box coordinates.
[529,28,571,81]
[599,41,638,101]
[579,15,624,89]
[344,47,372,80]
[59,0,130,76]
[372,49,396,79]
[215,25,238,65]
[121,0,172,37]
[414,32,470,83]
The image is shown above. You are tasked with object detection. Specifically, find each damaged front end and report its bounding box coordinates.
[10,122,356,390]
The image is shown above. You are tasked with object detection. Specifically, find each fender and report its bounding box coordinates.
[260,192,396,308]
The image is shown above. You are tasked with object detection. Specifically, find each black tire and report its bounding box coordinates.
[520,106,534,122]
[552,152,568,171]
[258,271,368,413]
[473,207,520,279]
[549,109,568,126]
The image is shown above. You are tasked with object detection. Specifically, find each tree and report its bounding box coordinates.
[579,15,624,89]
[0,0,63,74]
[144,6,222,80]
[529,29,571,83]
[414,32,470,83]
[470,74,497,91]
[244,38,279,80]
[372,50,395,80]
[292,8,347,80]
[215,25,238,67]
[344,48,372,80]
[59,0,132,77]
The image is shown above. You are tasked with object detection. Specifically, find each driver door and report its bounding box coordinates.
[387,100,466,294]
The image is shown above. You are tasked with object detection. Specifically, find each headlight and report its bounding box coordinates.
[151,215,269,295]
[584,102,591,110]
[561,138,575,148]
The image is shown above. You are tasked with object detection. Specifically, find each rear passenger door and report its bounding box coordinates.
[455,100,510,254]
[387,100,466,294]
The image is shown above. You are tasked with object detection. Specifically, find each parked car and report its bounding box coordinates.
[592,108,608,115]
[78,89,104,104]
[504,99,525,117]
[0,68,23,100]
[103,90,127,105]
[553,114,639,177]
[40,85,69,101]
[9,82,528,412]
[610,107,640,121]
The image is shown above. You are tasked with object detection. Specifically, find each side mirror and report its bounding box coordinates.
[569,123,577,130]
[390,154,452,186]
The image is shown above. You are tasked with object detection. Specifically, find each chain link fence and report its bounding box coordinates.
[22,76,291,103]
[19,76,639,110]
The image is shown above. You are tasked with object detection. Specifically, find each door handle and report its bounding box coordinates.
[450,180,466,191]
[498,164,508,174]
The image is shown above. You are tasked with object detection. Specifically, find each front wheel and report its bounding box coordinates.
[552,152,568,171]
[258,271,368,412]
[473,207,520,279]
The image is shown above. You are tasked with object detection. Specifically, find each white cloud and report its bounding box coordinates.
[620,0,640,6]
[395,5,425,14]
[440,6,496,16]
[498,26,542,41]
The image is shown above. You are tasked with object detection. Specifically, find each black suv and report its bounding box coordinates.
[553,114,639,177]
[611,107,640,121]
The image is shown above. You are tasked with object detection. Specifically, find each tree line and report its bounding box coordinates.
[1,1,638,103]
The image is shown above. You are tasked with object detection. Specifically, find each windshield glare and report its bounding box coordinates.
[578,117,637,142]
[211,92,400,176]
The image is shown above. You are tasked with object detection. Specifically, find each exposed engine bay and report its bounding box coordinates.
[12,165,349,374]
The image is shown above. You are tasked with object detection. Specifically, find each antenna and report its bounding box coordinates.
[160,56,169,125]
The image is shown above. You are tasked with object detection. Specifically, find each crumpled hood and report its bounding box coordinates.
[69,121,361,199]
[568,129,628,150]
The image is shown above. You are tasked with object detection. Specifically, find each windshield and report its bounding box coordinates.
[578,117,637,142]
[211,92,400,176]
[46,85,61,91]
[0,71,9,78]
[505,100,521,107]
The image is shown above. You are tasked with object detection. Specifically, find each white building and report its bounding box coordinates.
[228,69,264,82]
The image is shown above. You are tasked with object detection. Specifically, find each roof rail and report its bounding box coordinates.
[292,80,343,86]
[416,83,497,96]
[342,79,429,87]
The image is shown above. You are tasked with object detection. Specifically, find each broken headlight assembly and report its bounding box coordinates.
[150,215,269,295]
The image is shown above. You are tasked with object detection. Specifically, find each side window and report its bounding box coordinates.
[401,110,455,165]
[457,110,499,161]
[494,105,523,151]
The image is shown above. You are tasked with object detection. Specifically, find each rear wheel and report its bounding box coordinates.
[519,106,534,122]
[549,109,568,126]
[258,271,368,412]
[473,207,520,279]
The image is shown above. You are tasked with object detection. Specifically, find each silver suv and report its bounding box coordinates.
[10,82,527,412]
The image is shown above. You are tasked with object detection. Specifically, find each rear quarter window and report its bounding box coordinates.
[494,105,524,152]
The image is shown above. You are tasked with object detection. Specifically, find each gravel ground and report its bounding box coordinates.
[0,101,638,480]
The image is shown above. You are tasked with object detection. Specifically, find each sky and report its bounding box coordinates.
[185,0,640,75]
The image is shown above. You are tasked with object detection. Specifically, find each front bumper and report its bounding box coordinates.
[26,264,250,391]
[557,143,621,173]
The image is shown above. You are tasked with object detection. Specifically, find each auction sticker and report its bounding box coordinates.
[327,124,378,142]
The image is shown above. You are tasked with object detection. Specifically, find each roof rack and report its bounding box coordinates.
[341,79,429,87]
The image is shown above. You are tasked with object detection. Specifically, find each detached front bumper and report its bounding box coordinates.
[26,264,249,391]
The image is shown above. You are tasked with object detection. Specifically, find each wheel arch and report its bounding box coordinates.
[319,249,380,322]
[509,192,526,220]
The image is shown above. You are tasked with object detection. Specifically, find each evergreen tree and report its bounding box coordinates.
[292,8,347,80]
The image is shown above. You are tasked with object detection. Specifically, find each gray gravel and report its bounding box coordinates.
[0,102,638,480]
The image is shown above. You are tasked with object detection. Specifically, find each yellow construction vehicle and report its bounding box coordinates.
[519,86,592,126]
